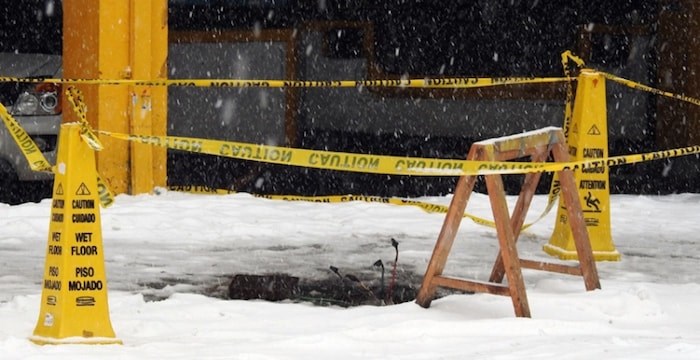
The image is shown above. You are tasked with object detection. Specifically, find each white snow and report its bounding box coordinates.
[1,190,699,359]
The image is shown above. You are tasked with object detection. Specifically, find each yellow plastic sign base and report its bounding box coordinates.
[31,123,120,345]
[547,70,620,262]
[29,335,122,346]
[543,244,620,262]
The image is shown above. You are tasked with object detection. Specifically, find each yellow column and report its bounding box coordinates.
[129,0,168,193]
[63,0,167,194]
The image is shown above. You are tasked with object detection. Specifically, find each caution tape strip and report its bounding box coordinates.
[0,99,113,207]
[98,130,553,175]
[8,51,700,209]
[541,51,588,226]
[66,86,104,151]
[139,52,616,234]
[602,72,700,107]
[54,87,559,229]
[0,102,53,172]
[96,174,115,208]
[102,123,700,232]
[164,186,552,231]
[0,76,570,89]
[1,62,692,104]
[98,125,700,229]
[97,129,700,176]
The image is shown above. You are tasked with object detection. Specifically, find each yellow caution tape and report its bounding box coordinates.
[0,93,113,207]
[65,86,89,124]
[7,57,695,106]
[602,72,700,107]
[99,130,552,175]
[541,50,588,228]
[164,185,553,231]
[96,174,115,208]
[79,125,104,152]
[0,102,53,172]
[66,87,103,151]
[8,51,700,212]
[560,51,586,139]
[49,72,567,229]
[0,76,570,89]
[561,50,586,68]
[153,53,579,234]
[98,129,700,177]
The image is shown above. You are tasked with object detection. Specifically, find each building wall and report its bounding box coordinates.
[163,0,700,195]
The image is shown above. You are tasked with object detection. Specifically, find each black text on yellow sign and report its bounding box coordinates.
[101,130,700,178]
[101,131,570,176]
[0,76,570,89]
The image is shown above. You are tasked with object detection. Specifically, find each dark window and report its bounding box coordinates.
[0,0,62,55]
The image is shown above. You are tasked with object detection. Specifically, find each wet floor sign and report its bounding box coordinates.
[30,124,121,345]
[545,70,620,261]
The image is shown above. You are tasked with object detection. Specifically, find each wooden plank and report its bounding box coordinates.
[432,276,510,296]
[489,145,549,283]
[485,171,531,317]
[519,259,582,276]
[473,127,562,153]
[415,147,480,308]
[552,137,601,291]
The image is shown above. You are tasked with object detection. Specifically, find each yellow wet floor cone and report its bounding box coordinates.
[545,69,620,261]
[30,123,121,345]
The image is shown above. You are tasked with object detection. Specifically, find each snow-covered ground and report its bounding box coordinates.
[1,190,699,359]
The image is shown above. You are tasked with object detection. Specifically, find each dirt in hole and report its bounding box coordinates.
[138,270,463,306]
[227,272,428,307]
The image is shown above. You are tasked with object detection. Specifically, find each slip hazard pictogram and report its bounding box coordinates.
[584,191,601,212]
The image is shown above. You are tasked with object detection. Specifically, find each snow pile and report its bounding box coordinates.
[1,192,699,359]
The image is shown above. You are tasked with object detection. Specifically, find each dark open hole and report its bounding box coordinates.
[227,272,423,307]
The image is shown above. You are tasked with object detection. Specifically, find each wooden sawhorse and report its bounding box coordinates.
[415,127,600,317]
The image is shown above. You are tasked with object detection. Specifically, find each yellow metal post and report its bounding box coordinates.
[128,0,168,193]
[63,0,167,194]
